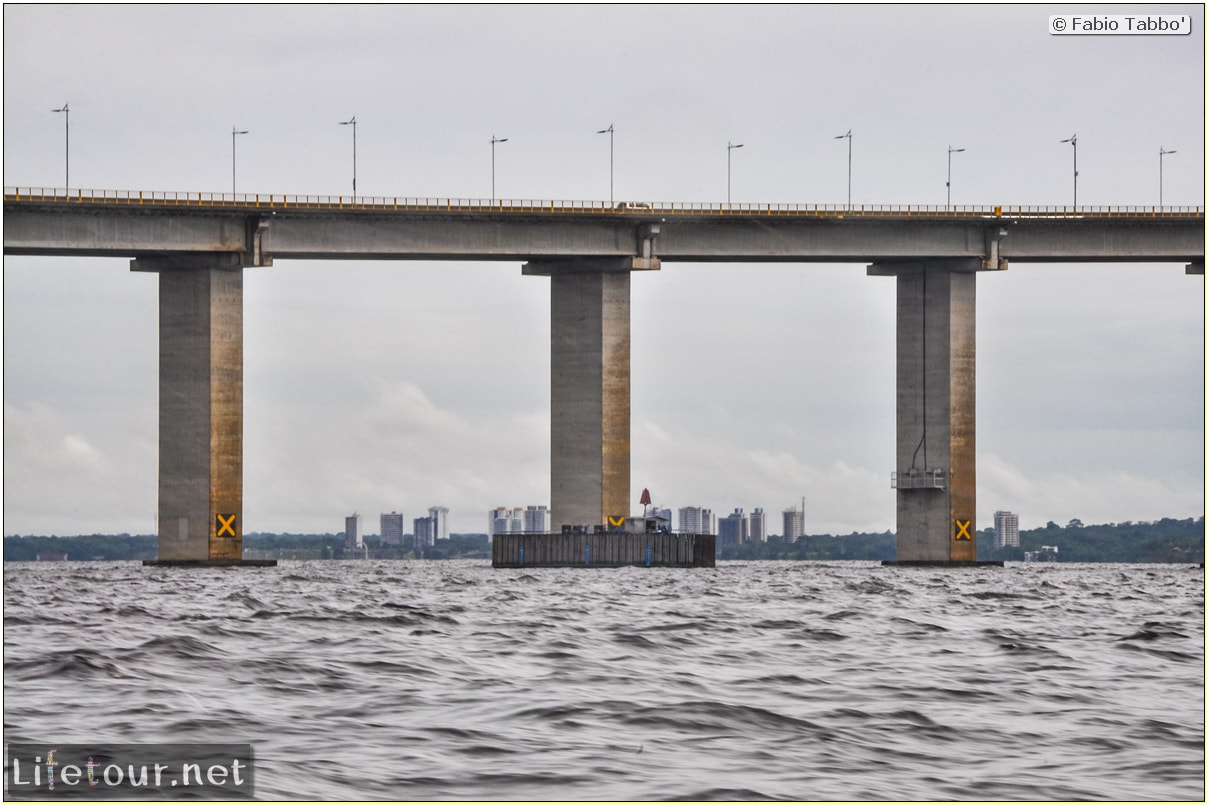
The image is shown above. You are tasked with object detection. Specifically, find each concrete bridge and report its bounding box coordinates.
[5,188,1204,564]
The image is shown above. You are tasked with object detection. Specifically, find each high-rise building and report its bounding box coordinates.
[783,506,805,543]
[719,508,749,548]
[651,507,674,532]
[994,511,1020,549]
[524,505,551,533]
[490,507,529,534]
[429,506,450,541]
[749,508,766,542]
[380,511,404,545]
[489,507,507,535]
[678,506,715,535]
[344,513,363,551]
[414,516,435,549]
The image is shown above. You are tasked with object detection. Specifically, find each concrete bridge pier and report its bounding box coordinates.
[132,253,268,566]
[871,258,985,564]
[523,257,659,530]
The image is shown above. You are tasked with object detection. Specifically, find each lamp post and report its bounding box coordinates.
[946,145,965,208]
[1060,133,1077,207]
[1159,147,1176,206]
[835,129,852,208]
[52,103,69,189]
[339,116,357,196]
[596,124,614,205]
[231,127,248,195]
[490,134,508,202]
[727,140,744,205]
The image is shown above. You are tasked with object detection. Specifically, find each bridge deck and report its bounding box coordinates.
[5,188,1203,265]
[5,187,1204,222]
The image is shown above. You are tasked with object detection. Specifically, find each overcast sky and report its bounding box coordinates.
[3,4,1204,537]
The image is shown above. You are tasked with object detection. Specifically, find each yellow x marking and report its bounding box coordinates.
[216,514,237,537]
[954,519,972,540]
[608,516,625,527]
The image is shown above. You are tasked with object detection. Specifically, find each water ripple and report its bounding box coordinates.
[2,560,1203,800]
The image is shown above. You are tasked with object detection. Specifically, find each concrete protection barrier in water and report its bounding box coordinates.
[492,532,715,568]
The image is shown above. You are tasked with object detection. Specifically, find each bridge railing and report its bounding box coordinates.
[5,187,1205,220]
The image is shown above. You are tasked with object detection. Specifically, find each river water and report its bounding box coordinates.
[3,560,1204,801]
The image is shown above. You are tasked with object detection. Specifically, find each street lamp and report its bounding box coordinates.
[1159,147,1176,206]
[1060,133,1077,207]
[835,129,852,208]
[52,103,69,189]
[597,124,614,206]
[490,134,508,202]
[231,127,248,195]
[947,145,965,208]
[339,116,357,196]
[943,145,962,207]
[727,140,744,205]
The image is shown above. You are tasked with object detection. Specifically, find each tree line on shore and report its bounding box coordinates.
[3,517,1203,563]
[721,517,1204,563]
